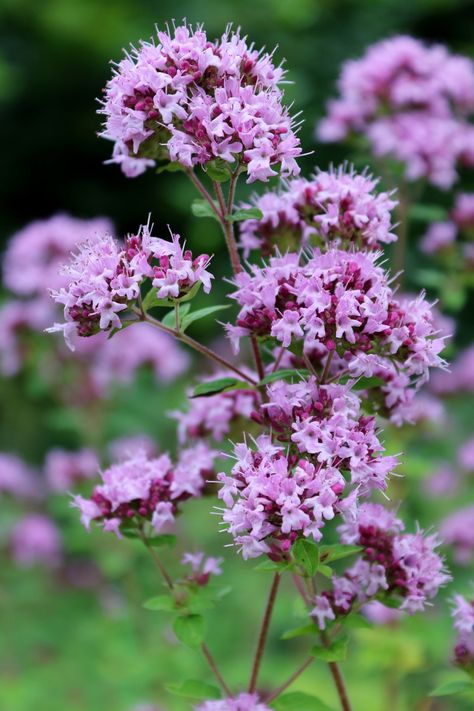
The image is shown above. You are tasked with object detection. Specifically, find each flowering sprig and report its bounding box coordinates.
[311,503,450,629]
[47,225,213,348]
[239,166,398,257]
[72,444,217,538]
[38,23,464,711]
[100,23,301,183]
[317,35,474,188]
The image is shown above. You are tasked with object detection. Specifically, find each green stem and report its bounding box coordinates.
[133,307,257,385]
[187,169,223,221]
[140,530,231,696]
[248,572,281,693]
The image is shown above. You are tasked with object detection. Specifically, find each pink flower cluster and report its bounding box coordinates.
[3,214,114,299]
[420,192,474,259]
[73,444,216,537]
[10,513,62,569]
[317,36,474,188]
[181,551,223,585]
[431,344,474,395]
[451,592,474,670]
[100,23,301,182]
[459,438,474,473]
[195,694,270,711]
[311,503,450,628]
[0,453,39,500]
[256,377,396,489]
[48,225,213,347]
[45,448,99,492]
[217,424,396,560]
[239,166,398,257]
[440,505,474,565]
[172,370,259,442]
[226,250,446,414]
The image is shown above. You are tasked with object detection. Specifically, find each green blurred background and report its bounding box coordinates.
[2,1,474,710]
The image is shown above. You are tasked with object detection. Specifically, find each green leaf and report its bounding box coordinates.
[177,280,204,303]
[311,635,348,662]
[142,289,174,311]
[181,304,231,332]
[281,623,315,640]
[340,612,372,630]
[205,159,231,182]
[191,377,251,398]
[259,369,311,386]
[156,161,185,174]
[409,204,448,222]
[293,539,319,576]
[191,199,220,219]
[318,564,333,578]
[320,544,363,564]
[339,375,385,390]
[430,679,474,697]
[166,679,221,700]
[147,534,177,549]
[173,614,205,648]
[143,595,175,612]
[272,691,335,710]
[254,560,291,572]
[162,304,191,329]
[227,207,264,222]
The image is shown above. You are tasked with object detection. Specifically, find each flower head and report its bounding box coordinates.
[3,214,113,298]
[47,224,213,348]
[217,421,396,560]
[100,24,301,183]
[226,248,446,418]
[45,448,99,492]
[195,694,271,711]
[72,444,216,536]
[451,592,474,671]
[239,166,398,257]
[317,36,474,188]
[10,514,62,568]
[311,503,450,628]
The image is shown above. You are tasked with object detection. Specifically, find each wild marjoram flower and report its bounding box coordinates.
[50,23,457,711]
[72,444,217,537]
[47,224,213,348]
[311,503,450,628]
[317,36,474,188]
[99,23,302,182]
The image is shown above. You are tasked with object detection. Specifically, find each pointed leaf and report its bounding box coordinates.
[311,636,348,662]
[293,539,319,576]
[281,623,315,640]
[228,207,264,223]
[430,679,474,697]
[320,544,363,564]
[272,691,335,710]
[147,534,177,549]
[259,369,311,386]
[142,289,174,311]
[173,614,205,648]
[205,160,231,182]
[181,304,231,332]
[162,304,191,329]
[143,595,175,612]
[191,199,220,220]
[191,377,251,398]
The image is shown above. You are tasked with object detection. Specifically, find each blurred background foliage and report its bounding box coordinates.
[1,0,474,710]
